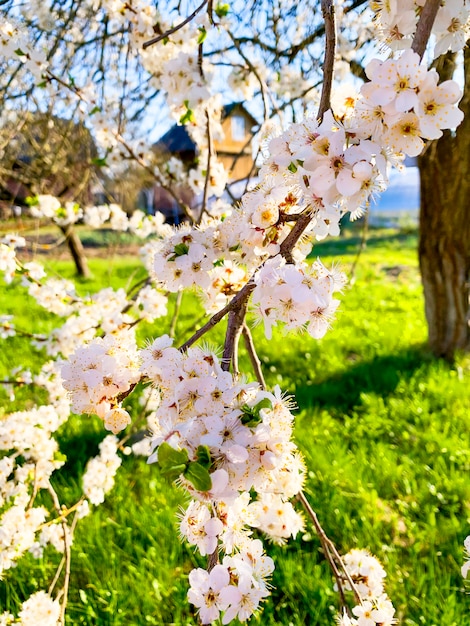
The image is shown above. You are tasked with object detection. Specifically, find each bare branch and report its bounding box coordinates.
[411,0,441,59]
[298,491,363,608]
[242,324,266,389]
[169,290,184,339]
[143,0,208,49]
[318,0,336,120]
[47,483,72,625]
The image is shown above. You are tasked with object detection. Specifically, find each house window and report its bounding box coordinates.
[231,115,246,141]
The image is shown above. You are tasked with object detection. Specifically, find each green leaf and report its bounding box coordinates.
[256,398,273,412]
[54,451,67,464]
[288,161,298,173]
[179,107,195,125]
[161,463,187,480]
[240,397,272,427]
[197,26,207,45]
[173,242,189,257]
[184,462,212,492]
[89,106,101,115]
[25,196,39,207]
[14,48,26,57]
[91,157,108,167]
[215,3,230,17]
[240,404,262,427]
[196,445,212,469]
[157,442,189,481]
[157,442,189,469]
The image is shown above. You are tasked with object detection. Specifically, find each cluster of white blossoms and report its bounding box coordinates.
[0,0,469,623]
[61,331,140,432]
[336,549,396,625]
[98,0,230,198]
[0,405,64,577]
[29,194,169,237]
[253,255,346,339]
[461,535,470,578]
[359,49,464,152]
[0,19,48,80]
[0,590,61,626]
[370,0,470,57]
[136,337,305,622]
[187,541,275,624]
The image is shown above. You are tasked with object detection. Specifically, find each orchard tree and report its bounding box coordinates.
[1,0,468,355]
[418,48,470,359]
[0,112,102,277]
[0,1,469,625]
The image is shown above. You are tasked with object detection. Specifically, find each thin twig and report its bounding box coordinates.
[227,32,270,122]
[207,547,219,571]
[48,556,66,596]
[198,110,214,224]
[143,0,208,49]
[169,290,184,338]
[298,491,362,606]
[47,483,72,625]
[318,0,336,120]
[242,324,266,389]
[349,210,369,281]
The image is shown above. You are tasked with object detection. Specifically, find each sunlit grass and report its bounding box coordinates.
[1,227,469,625]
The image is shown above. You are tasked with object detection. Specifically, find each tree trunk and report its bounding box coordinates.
[418,49,470,359]
[59,224,91,278]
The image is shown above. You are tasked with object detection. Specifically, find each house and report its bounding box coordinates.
[147,103,258,223]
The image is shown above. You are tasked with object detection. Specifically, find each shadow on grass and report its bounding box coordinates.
[295,345,431,414]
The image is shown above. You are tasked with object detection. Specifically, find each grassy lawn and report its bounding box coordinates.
[0,227,469,625]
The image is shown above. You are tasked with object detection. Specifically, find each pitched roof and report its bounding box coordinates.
[159,124,194,154]
[155,103,257,155]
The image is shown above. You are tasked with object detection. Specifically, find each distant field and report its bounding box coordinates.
[1,226,469,625]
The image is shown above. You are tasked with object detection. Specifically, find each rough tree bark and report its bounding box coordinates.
[418,48,470,359]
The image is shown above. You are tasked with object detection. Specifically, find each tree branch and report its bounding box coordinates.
[242,324,266,389]
[411,0,441,59]
[318,0,336,120]
[143,0,208,49]
[221,299,248,372]
[298,491,362,608]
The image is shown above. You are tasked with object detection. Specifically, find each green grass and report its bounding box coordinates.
[1,228,469,625]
